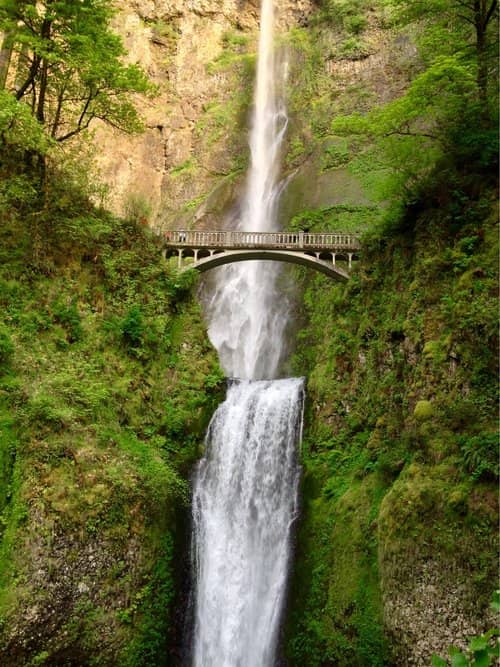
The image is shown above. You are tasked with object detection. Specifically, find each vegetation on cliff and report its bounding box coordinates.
[286,177,498,665]
[0,2,223,664]
[0,160,223,664]
[284,0,498,664]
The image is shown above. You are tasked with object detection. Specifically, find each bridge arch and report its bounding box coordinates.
[170,249,351,281]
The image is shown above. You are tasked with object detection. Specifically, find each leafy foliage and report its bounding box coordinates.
[326,0,498,215]
[0,164,223,663]
[0,90,50,154]
[121,305,145,349]
[459,433,499,482]
[0,0,152,158]
[385,0,498,105]
[315,0,371,34]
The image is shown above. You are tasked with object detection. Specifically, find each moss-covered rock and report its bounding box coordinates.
[0,197,223,665]
[285,181,498,664]
[413,400,434,421]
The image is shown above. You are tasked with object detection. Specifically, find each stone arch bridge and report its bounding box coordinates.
[163,230,361,281]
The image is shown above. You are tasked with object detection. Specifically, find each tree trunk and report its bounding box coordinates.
[16,54,41,101]
[36,19,52,124]
[0,32,14,89]
[473,0,498,119]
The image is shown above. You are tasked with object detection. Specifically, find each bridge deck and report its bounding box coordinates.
[164,230,361,252]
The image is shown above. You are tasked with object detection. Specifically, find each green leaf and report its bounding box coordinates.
[469,636,488,652]
[432,656,448,667]
[483,628,500,640]
[490,590,500,613]
[490,643,500,659]
[471,649,490,667]
[449,648,468,667]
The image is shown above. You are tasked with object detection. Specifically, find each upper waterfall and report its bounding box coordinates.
[205,0,290,381]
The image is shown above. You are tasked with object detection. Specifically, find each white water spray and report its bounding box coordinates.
[192,2,303,664]
[192,379,304,667]
[206,0,290,380]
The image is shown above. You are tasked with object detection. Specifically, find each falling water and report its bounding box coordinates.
[192,1,303,665]
[192,379,304,667]
[205,0,290,381]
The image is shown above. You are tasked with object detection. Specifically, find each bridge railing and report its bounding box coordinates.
[164,230,361,250]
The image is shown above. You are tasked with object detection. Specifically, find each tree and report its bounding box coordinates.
[385,0,498,113]
[0,29,13,88]
[331,56,484,207]
[328,0,498,213]
[0,0,152,145]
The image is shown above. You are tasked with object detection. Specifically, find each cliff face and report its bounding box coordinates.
[96,0,420,233]
[95,0,314,224]
[0,211,224,664]
[285,197,498,666]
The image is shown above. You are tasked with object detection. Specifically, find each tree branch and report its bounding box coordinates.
[55,86,100,141]
[16,54,41,100]
[456,13,477,24]
[385,129,439,141]
[485,0,498,24]
[91,114,135,133]
[50,85,66,137]
[453,0,475,10]
[56,114,95,142]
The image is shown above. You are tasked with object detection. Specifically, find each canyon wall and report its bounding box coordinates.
[95,0,314,225]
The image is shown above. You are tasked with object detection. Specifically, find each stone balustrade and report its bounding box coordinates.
[164,230,361,251]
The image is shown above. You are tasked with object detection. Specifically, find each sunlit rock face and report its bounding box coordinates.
[94,0,314,224]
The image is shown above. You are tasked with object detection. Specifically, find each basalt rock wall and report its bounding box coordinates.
[95,0,314,225]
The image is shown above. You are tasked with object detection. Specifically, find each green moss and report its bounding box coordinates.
[413,400,434,421]
[287,467,389,666]
[286,175,498,662]
[0,180,223,663]
[338,37,372,59]
[0,325,14,366]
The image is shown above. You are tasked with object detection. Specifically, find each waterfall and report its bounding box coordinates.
[191,1,303,665]
[205,0,289,381]
[192,379,304,667]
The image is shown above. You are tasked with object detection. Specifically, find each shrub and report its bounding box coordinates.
[124,193,152,226]
[345,14,368,35]
[459,433,499,481]
[339,37,371,59]
[0,324,13,366]
[52,299,83,343]
[121,306,144,348]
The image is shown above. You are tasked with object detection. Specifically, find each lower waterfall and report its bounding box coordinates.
[191,378,304,667]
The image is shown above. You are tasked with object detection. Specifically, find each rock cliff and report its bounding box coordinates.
[95,0,314,225]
